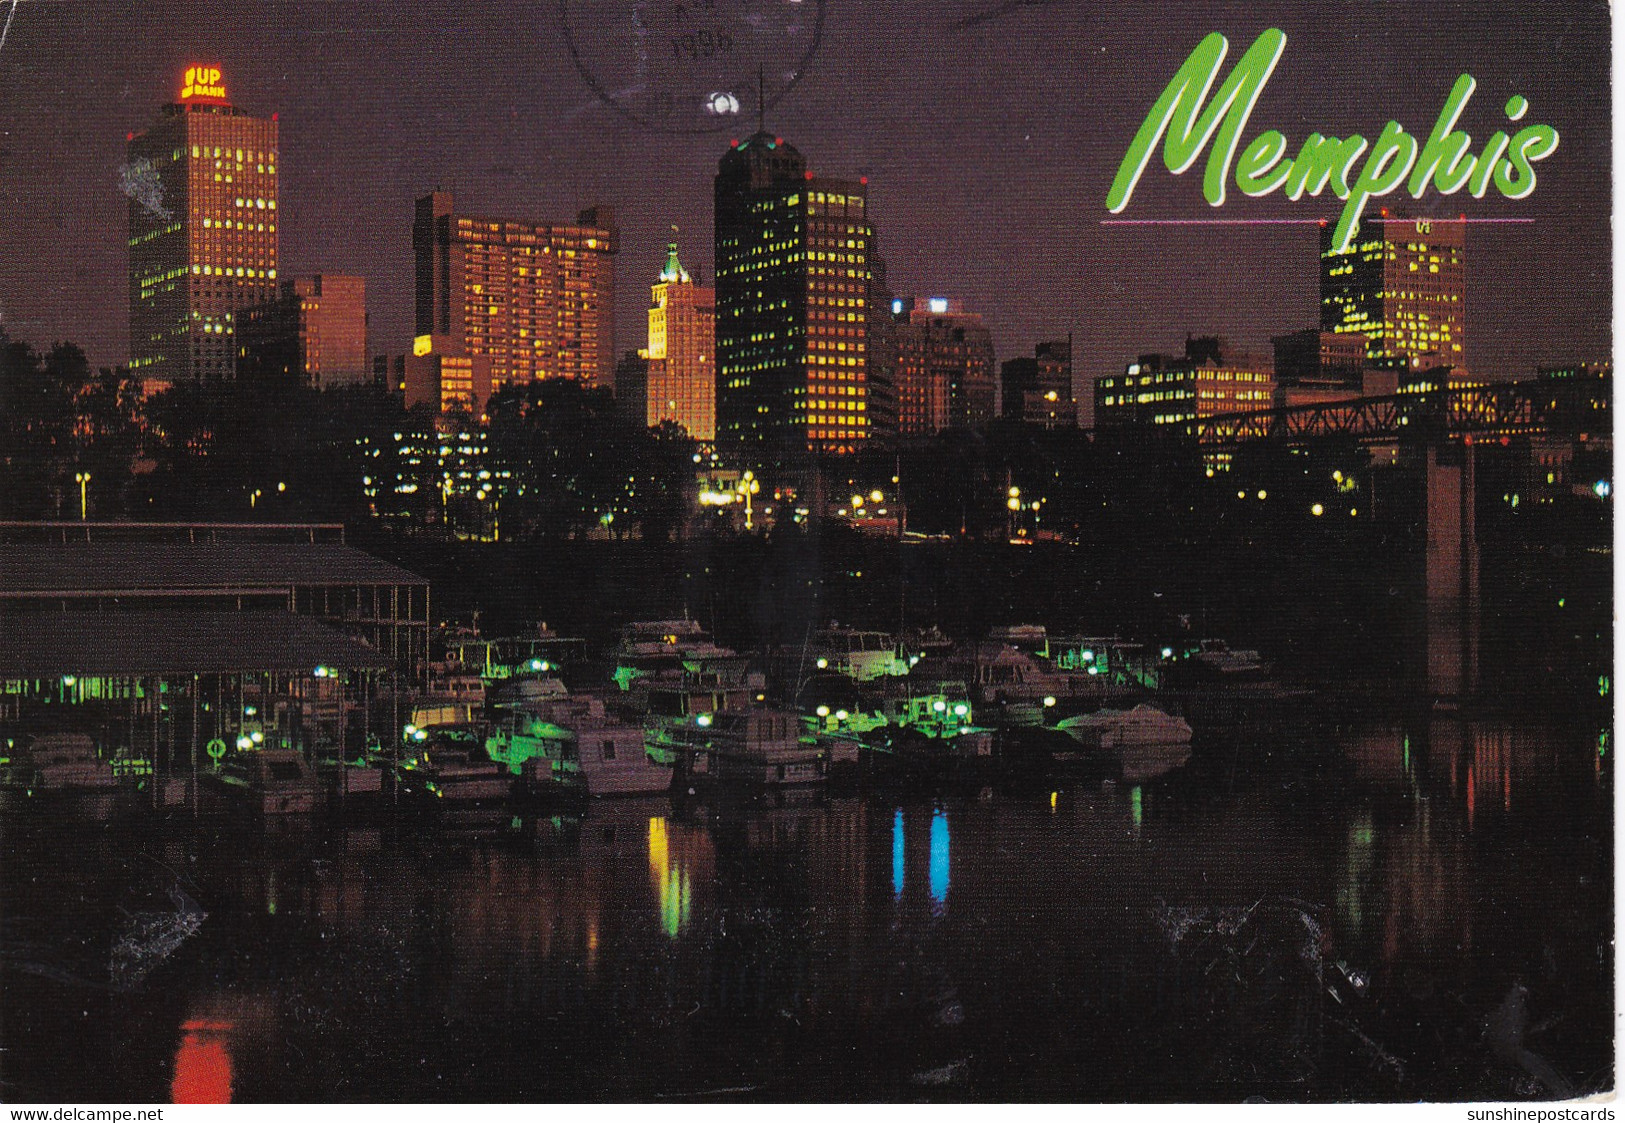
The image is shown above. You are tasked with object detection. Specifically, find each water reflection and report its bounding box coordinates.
[171,1020,233,1104]
[891,808,905,898]
[648,816,689,938]
[928,807,950,914]
[0,715,1607,1101]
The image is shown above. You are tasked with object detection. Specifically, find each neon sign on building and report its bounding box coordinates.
[180,66,227,102]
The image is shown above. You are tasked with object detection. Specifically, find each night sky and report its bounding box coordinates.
[0,1,1610,418]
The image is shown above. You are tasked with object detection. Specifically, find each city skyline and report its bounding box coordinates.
[0,2,1610,409]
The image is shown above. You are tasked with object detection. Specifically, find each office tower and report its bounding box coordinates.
[238,275,368,389]
[127,64,278,388]
[1095,336,1274,433]
[412,190,618,398]
[865,252,899,441]
[714,131,872,455]
[639,241,716,440]
[1001,338,1075,427]
[892,297,997,436]
[1321,215,1465,371]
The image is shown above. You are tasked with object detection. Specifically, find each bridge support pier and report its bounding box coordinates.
[1423,442,1480,704]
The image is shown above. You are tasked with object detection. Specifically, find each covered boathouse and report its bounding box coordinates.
[0,523,429,806]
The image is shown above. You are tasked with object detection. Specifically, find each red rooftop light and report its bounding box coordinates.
[804,170,813,180]
[730,139,739,147]
[126,131,134,141]
[775,136,783,145]
[272,112,279,121]
[860,175,868,185]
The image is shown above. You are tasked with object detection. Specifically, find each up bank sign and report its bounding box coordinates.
[1106,29,1560,253]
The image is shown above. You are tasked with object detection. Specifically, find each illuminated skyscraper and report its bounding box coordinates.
[892,297,997,436]
[127,64,278,387]
[413,190,618,396]
[714,132,872,455]
[1321,215,1465,371]
[639,241,716,440]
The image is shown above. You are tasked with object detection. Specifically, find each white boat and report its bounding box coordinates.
[488,692,672,798]
[1056,704,1193,751]
[703,709,827,787]
[24,733,119,793]
[804,627,910,682]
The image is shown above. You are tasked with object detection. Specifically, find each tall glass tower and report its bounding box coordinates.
[714,132,872,456]
[1321,215,1465,372]
[127,64,279,387]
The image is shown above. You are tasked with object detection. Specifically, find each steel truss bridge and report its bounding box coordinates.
[1180,376,1609,450]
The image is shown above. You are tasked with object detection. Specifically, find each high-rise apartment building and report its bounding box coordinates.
[714,132,872,455]
[1001,338,1075,428]
[127,64,278,388]
[639,242,716,440]
[1321,215,1465,371]
[412,191,618,397]
[238,274,368,389]
[892,297,997,436]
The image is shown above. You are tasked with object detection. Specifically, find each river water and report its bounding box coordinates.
[0,712,1610,1102]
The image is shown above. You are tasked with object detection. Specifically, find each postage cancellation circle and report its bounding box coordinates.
[558,0,825,134]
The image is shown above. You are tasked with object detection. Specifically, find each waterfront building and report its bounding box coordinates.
[412,190,618,397]
[639,241,716,440]
[238,275,368,389]
[1094,336,1275,457]
[892,297,997,436]
[714,132,873,455]
[0,522,429,679]
[127,64,278,389]
[1321,215,1465,371]
[1001,337,1076,427]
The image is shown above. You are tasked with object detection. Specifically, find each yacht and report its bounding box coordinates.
[20,733,119,795]
[670,709,831,788]
[487,691,671,798]
[803,627,910,683]
[204,749,318,815]
[1056,704,1193,750]
[397,731,515,808]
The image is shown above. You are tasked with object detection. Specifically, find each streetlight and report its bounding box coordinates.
[249,488,263,509]
[74,471,91,520]
[738,470,760,529]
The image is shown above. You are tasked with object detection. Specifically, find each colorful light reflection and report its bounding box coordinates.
[172,1020,234,1104]
[892,808,905,898]
[648,816,691,938]
[928,808,950,912]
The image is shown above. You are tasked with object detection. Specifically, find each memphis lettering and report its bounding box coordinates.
[1106,29,1560,253]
